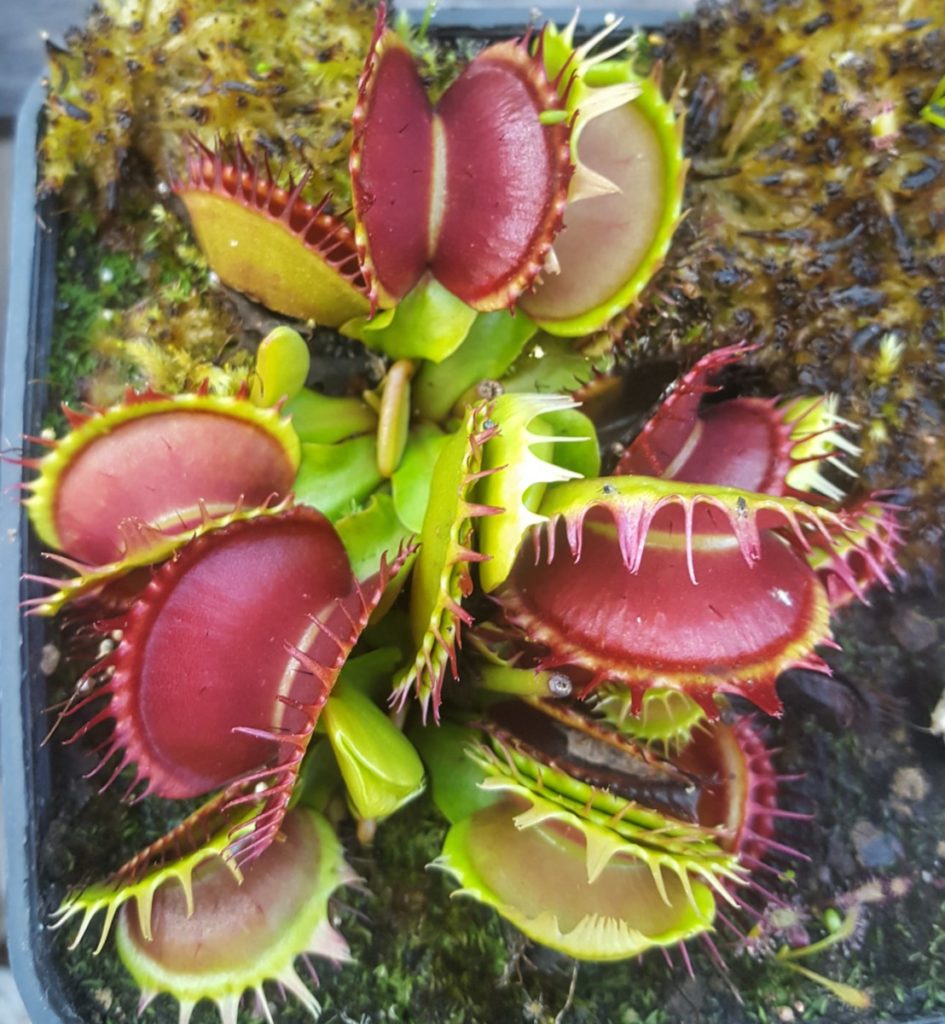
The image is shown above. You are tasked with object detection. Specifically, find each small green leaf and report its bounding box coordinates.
[321,686,425,821]
[293,435,383,520]
[410,720,498,825]
[413,309,537,421]
[335,493,416,598]
[341,276,477,362]
[283,388,376,444]
[376,359,415,478]
[250,326,310,406]
[391,425,449,533]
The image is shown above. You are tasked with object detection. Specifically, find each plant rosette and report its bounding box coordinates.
[13,3,934,1023]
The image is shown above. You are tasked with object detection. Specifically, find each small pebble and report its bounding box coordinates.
[890,877,911,899]
[39,643,60,676]
[92,988,113,1011]
[851,820,903,869]
[891,766,929,802]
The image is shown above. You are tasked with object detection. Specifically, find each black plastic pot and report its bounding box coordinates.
[2,78,75,1024]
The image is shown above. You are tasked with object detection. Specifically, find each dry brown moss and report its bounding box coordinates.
[647,0,945,570]
[41,0,377,210]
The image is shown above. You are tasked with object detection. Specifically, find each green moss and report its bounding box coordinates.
[46,179,250,418]
[46,213,146,425]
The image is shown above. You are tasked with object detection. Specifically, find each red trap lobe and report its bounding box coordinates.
[351,23,571,310]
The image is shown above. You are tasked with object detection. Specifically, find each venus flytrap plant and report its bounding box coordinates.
[398,346,903,979]
[28,341,904,1017]
[23,4,926,1020]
